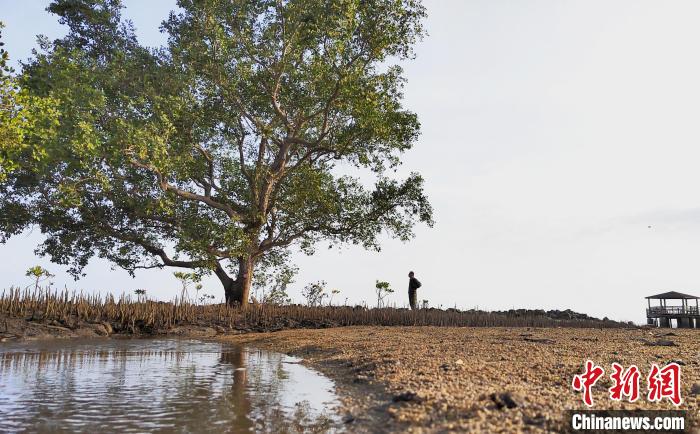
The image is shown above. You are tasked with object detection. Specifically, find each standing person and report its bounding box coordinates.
[408,271,421,310]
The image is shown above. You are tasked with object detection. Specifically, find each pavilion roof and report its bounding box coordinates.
[645,291,699,300]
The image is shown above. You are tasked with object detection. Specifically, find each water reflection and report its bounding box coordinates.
[0,339,340,433]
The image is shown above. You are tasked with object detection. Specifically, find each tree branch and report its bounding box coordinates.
[129,157,241,220]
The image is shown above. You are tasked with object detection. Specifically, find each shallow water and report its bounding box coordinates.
[0,339,341,433]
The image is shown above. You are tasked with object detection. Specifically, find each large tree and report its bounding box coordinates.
[0,0,433,306]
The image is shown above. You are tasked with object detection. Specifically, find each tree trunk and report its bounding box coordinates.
[215,257,254,307]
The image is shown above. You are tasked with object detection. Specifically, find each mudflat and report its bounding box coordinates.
[223,326,700,433]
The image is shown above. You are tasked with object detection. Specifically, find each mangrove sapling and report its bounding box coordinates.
[194,284,204,305]
[199,293,216,305]
[173,272,201,303]
[134,288,146,302]
[375,281,393,308]
[262,283,292,306]
[302,281,328,307]
[329,289,341,306]
[25,266,54,292]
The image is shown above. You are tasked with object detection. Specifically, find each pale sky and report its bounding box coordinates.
[2,0,700,323]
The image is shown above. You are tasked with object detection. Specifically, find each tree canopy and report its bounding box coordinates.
[0,0,433,306]
[0,23,59,183]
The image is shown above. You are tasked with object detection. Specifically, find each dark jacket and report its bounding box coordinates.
[408,277,422,292]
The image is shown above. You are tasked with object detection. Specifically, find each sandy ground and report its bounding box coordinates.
[222,326,700,433]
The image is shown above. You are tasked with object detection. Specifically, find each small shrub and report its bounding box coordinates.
[302,281,328,307]
[329,289,341,306]
[134,288,146,302]
[375,280,393,308]
[173,272,201,302]
[263,284,292,305]
[199,293,216,305]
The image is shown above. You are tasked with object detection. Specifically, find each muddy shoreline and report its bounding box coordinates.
[0,313,236,342]
[221,327,700,433]
[4,316,699,433]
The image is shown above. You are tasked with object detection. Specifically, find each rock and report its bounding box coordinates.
[342,414,355,424]
[642,339,677,347]
[655,332,677,337]
[490,392,519,409]
[392,392,423,403]
[691,383,700,395]
[523,414,546,426]
[455,359,464,365]
[523,337,555,344]
[353,375,369,384]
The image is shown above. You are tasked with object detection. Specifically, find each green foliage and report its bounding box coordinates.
[252,249,297,296]
[0,1,433,304]
[173,271,200,283]
[262,284,292,306]
[173,271,201,300]
[302,280,328,307]
[25,265,55,290]
[25,265,53,279]
[375,279,393,308]
[257,255,295,305]
[0,22,60,183]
